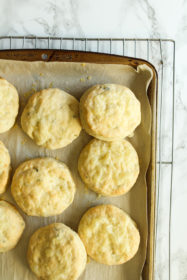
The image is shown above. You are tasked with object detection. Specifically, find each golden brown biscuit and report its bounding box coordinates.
[0,77,19,133]
[0,200,25,252]
[80,84,141,141]
[27,223,87,280]
[0,141,11,194]
[11,158,76,217]
[21,88,82,149]
[78,204,140,265]
[78,139,139,196]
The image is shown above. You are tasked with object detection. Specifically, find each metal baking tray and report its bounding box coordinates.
[0,49,157,280]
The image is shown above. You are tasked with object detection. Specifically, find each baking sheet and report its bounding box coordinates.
[0,60,153,280]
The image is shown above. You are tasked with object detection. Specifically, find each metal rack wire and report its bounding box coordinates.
[0,36,175,280]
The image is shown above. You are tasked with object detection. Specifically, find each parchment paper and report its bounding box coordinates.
[0,60,153,280]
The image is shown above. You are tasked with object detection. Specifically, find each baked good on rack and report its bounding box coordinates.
[78,139,139,196]
[21,88,82,150]
[11,158,76,217]
[0,77,19,133]
[0,141,11,194]
[78,204,140,265]
[79,84,141,141]
[27,223,87,280]
[0,200,25,252]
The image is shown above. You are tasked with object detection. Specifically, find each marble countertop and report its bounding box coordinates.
[0,0,186,279]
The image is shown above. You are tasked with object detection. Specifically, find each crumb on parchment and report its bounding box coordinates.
[21,139,27,145]
[0,194,6,200]
[23,90,34,99]
[87,76,92,80]
[48,82,54,88]
[87,257,91,264]
[23,84,37,99]
[13,123,18,129]
[96,194,102,199]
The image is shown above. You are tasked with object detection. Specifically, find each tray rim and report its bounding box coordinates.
[0,49,158,280]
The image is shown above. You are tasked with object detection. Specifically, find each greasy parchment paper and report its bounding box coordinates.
[0,60,153,280]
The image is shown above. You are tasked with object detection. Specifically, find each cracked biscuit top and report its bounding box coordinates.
[0,200,25,252]
[0,77,19,133]
[80,84,141,141]
[21,88,82,149]
[27,223,87,280]
[11,157,76,217]
[0,141,11,194]
[78,139,139,196]
[78,204,140,265]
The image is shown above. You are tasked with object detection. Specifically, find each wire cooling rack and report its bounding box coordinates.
[0,36,175,280]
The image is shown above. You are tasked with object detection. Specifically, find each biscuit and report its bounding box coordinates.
[27,223,87,280]
[21,88,82,150]
[11,158,76,217]
[80,84,141,141]
[78,139,139,196]
[0,77,19,133]
[0,141,11,194]
[78,204,140,265]
[0,200,25,252]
